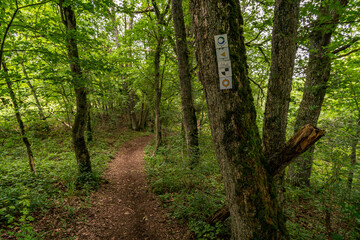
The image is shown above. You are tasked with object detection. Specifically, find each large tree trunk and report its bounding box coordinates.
[2,62,36,174]
[189,1,288,239]
[288,0,348,187]
[60,1,92,177]
[171,0,199,165]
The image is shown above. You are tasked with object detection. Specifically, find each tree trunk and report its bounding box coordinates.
[2,62,36,174]
[154,38,163,150]
[129,90,139,131]
[288,0,348,187]
[347,115,359,191]
[87,102,93,142]
[261,0,300,204]
[262,0,300,157]
[189,1,288,239]
[60,1,92,177]
[171,0,199,165]
[19,60,46,120]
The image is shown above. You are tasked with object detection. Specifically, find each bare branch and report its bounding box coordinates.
[335,47,360,59]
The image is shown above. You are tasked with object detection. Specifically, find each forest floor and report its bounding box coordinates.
[34,134,190,240]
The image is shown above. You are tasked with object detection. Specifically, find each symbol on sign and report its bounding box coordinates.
[216,47,230,61]
[220,76,232,89]
[222,79,230,87]
[214,34,228,48]
[218,60,232,77]
[217,37,225,45]
[221,68,230,76]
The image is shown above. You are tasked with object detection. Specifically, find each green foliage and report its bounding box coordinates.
[145,133,230,239]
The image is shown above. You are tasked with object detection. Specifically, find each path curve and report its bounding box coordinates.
[75,135,189,240]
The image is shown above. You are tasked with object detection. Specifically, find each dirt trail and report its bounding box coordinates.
[74,135,189,240]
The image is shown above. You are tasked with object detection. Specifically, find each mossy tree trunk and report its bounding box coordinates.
[189,1,288,239]
[60,0,92,177]
[287,0,349,187]
[171,0,199,165]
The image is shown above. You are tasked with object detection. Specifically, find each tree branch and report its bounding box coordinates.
[332,38,359,55]
[268,124,325,176]
[335,47,360,59]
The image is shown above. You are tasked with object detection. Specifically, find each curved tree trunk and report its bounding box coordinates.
[60,1,92,177]
[2,62,36,174]
[288,0,349,187]
[189,1,288,239]
[171,0,199,165]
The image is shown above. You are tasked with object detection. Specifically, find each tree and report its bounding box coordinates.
[150,0,171,150]
[288,0,349,187]
[59,0,92,178]
[171,0,199,164]
[189,0,325,238]
[2,62,36,174]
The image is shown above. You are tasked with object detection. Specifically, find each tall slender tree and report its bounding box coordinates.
[59,0,92,178]
[171,0,199,164]
[288,0,349,187]
[2,62,36,174]
[150,0,171,150]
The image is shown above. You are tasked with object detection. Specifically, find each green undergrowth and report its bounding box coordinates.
[0,117,148,238]
[145,133,230,239]
[145,133,360,240]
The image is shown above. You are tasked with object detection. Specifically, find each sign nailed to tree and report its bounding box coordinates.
[214,34,232,90]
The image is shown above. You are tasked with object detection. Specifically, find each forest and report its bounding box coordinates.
[0,0,359,239]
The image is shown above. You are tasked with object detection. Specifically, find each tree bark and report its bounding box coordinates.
[171,0,199,165]
[60,1,92,177]
[189,1,288,239]
[288,0,349,187]
[2,62,36,174]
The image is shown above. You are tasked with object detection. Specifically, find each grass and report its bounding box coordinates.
[0,116,148,238]
[145,133,230,239]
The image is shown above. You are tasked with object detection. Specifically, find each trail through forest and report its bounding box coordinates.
[67,135,189,240]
